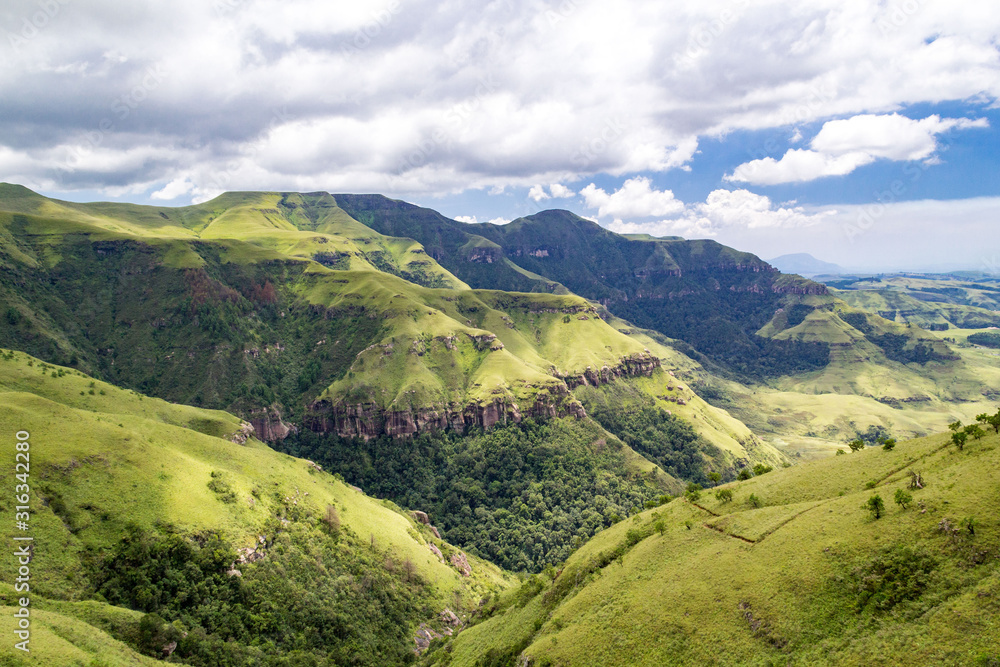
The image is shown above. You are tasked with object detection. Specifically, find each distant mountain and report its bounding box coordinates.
[768,252,843,276]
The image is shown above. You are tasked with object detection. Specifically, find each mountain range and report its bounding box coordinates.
[1,184,998,664]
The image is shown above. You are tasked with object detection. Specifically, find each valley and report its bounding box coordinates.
[1,185,998,665]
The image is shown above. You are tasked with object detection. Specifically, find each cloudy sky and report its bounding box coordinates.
[2,0,1000,272]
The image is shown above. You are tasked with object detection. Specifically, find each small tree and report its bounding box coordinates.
[737,468,753,480]
[752,463,773,476]
[948,420,963,432]
[894,488,912,509]
[865,494,885,520]
[715,488,733,503]
[951,430,968,451]
[708,472,722,486]
[975,409,1000,434]
[685,483,703,502]
[964,424,986,441]
[882,437,896,451]
[655,520,667,536]
[323,505,341,536]
[848,438,865,452]
[747,493,762,509]
[908,470,924,490]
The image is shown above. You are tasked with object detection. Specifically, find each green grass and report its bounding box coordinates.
[431,428,1000,666]
[0,350,512,663]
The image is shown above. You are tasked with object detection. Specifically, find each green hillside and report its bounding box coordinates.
[0,349,510,665]
[428,427,1000,666]
[0,184,782,579]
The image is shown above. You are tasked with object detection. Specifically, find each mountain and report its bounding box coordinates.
[0,184,783,575]
[0,349,509,665]
[769,252,843,277]
[425,427,1000,666]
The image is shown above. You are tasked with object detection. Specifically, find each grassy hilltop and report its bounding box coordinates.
[0,349,509,665]
[430,426,1000,666]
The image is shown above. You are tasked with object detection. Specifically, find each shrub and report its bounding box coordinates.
[848,438,865,452]
[715,488,733,503]
[882,437,896,451]
[747,494,762,509]
[322,505,341,536]
[951,431,968,451]
[894,489,912,509]
[865,494,885,520]
[849,545,937,613]
[684,483,703,503]
[737,468,753,480]
[752,463,773,476]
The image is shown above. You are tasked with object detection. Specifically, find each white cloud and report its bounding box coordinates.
[607,188,834,238]
[2,0,1000,199]
[488,216,511,225]
[548,183,575,198]
[528,185,550,202]
[581,176,685,219]
[728,113,989,184]
[151,177,193,200]
[454,215,478,223]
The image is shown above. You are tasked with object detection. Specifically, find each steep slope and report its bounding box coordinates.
[428,427,1000,666]
[0,349,510,665]
[334,196,832,382]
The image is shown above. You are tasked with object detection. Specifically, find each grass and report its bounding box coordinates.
[431,428,1000,666]
[0,349,513,662]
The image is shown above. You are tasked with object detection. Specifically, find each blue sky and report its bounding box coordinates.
[2,0,1000,272]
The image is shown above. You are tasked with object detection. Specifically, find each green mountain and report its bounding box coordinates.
[426,427,1000,666]
[0,349,509,665]
[0,184,782,576]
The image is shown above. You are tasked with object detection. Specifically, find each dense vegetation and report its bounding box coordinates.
[968,332,1000,348]
[279,419,664,572]
[94,522,430,666]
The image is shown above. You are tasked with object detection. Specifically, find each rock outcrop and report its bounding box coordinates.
[560,352,661,389]
[249,406,295,442]
[305,384,587,440]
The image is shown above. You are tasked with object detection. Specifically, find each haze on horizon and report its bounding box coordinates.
[1,0,999,273]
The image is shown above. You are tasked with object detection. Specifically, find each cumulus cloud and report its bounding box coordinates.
[454,215,478,224]
[728,113,989,184]
[607,189,834,238]
[548,184,575,198]
[0,1,998,200]
[581,177,685,219]
[528,185,550,202]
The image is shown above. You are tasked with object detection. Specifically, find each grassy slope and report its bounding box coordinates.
[0,184,779,470]
[436,429,1000,667]
[0,350,511,664]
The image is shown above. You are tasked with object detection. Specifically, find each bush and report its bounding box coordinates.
[865,494,885,520]
[715,488,733,503]
[747,494,762,509]
[882,437,896,451]
[752,463,773,476]
[737,468,753,480]
[849,546,937,613]
[848,438,865,452]
[894,489,912,509]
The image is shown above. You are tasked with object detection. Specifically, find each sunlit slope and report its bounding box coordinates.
[433,429,1000,666]
[0,349,511,664]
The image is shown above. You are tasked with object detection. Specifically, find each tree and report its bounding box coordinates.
[908,470,924,490]
[948,420,963,432]
[752,463,773,476]
[715,488,733,503]
[684,483,702,502]
[882,437,896,451]
[708,472,722,486]
[848,438,865,452]
[865,494,885,520]
[951,430,968,451]
[747,493,762,509]
[737,468,753,480]
[975,409,1000,434]
[894,488,912,509]
[964,424,986,441]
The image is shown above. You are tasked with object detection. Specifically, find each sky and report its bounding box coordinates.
[2,0,1000,273]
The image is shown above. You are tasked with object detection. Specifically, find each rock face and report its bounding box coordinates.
[305,384,587,440]
[560,352,661,389]
[249,406,295,442]
[227,421,255,445]
[450,552,472,577]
